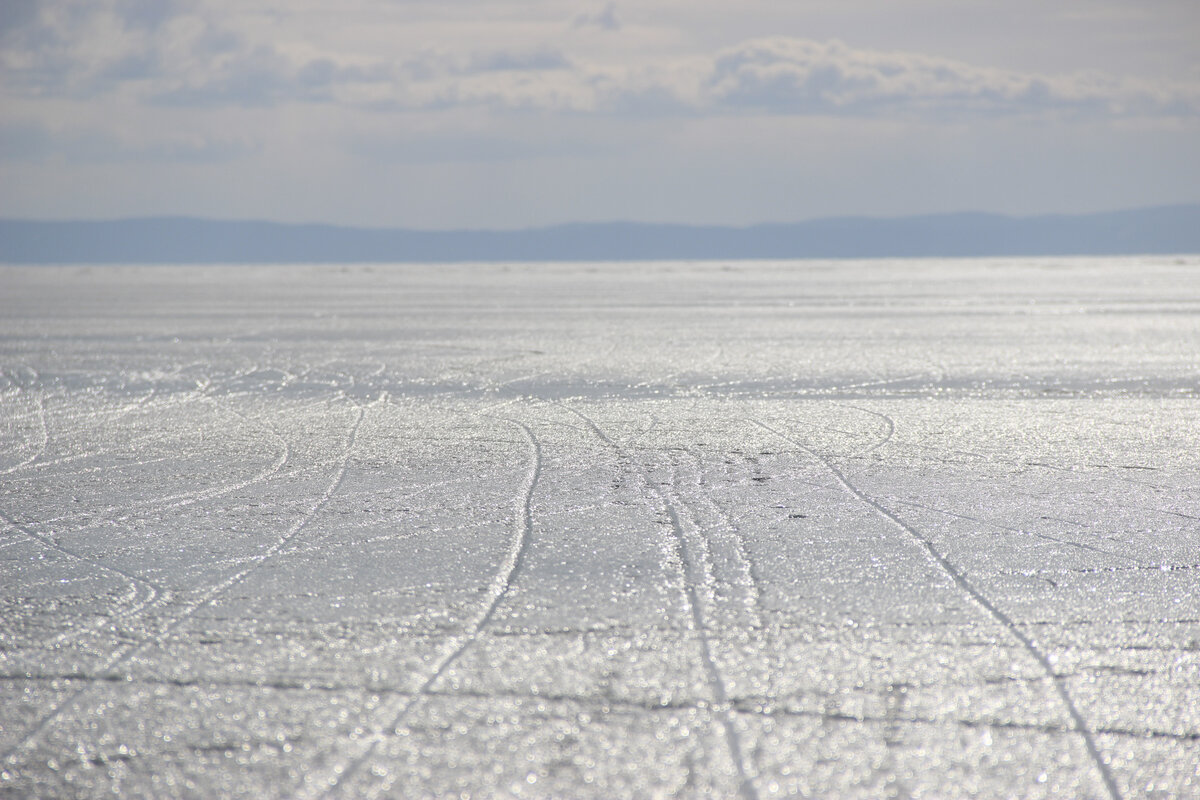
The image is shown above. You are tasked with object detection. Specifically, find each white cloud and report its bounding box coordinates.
[703,38,1197,118]
[2,1,1197,227]
[2,2,1194,121]
[467,48,573,74]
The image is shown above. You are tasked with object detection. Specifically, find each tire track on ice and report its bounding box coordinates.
[315,417,541,799]
[21,383,157,440]
[0,398,361,764]
[840,402,895,459]
[0,375,275,658]
[749,417,1122,800]
[24,376,304,532]
[31,387,297,649]
[0,387,296,655]
[0,509,165,655]
[679,447,779,704]
[557,402,759,800]
[836,404,1132,562]
[0,401,366,772]
[683,448,768,629]
[0,455,176,487]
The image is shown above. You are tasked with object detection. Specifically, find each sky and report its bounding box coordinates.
[2,0,1199,229]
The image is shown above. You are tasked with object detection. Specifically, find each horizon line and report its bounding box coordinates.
[4,202,1200,234]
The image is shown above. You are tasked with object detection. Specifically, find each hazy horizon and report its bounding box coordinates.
[5,204,1199,263]
[5,201,1200,231]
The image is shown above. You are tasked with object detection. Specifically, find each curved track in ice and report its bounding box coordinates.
[0,400,366,770]
[749,417,1122,800]
[559,402,760,800]
[312,417,543,799]
[2,257,1198,799]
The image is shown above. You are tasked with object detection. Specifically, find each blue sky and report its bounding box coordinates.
[2,0,1198,228]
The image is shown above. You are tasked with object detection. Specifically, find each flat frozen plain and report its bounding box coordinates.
[1,257,1198,799]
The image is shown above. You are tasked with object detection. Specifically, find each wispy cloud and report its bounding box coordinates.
[3,2,1194,121]
[467,48,572,74]
[704,38,1196,118]
[2,2,1197,229]
[390,37,1199,119]
[573,3,620,32]
[149,46,397,108]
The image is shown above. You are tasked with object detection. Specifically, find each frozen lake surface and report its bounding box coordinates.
[1,257,1198,799]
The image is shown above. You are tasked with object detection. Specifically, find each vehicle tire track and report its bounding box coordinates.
[28,380,294,531]
[0,401,365,771]
[839,403,895,459]
[748,417,1122,800]
[0,510,165,655]
[679,447,779,706]
[315,417,541,799]
[0,377,307,666]
[840,399,1129,564]
[557,402,759,800]
[21,383,157,440]
[0,371,294,658]
[677,447,767,633]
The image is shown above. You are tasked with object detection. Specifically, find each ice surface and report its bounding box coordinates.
[1,257,1198,799]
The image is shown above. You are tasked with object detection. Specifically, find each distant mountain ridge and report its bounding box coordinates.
[2,205,1199,263]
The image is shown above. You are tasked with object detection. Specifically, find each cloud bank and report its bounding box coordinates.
[2,1,1197,228]
[2,3,1195,119]
[705,38,1193,118]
